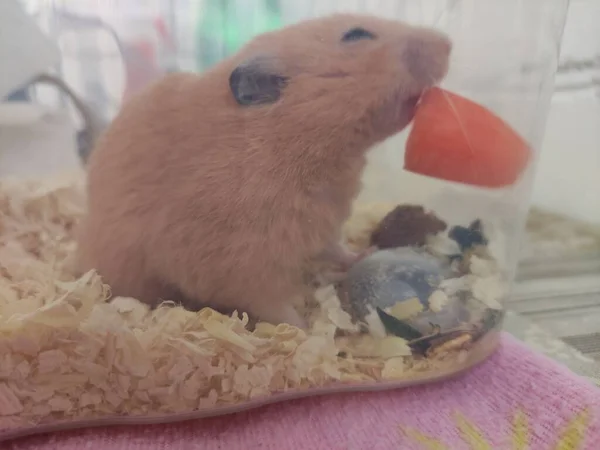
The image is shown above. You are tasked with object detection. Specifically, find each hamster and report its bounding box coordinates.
[76,14,451,329]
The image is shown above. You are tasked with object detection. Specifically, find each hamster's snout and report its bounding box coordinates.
[403,31,452,85]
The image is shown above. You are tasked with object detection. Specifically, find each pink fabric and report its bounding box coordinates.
[6,333,600,450]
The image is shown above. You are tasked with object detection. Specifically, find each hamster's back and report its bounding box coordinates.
[78,70,238,300]
[77,68,332,308]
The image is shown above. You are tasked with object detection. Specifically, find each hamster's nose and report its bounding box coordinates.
[404,31,452,84]
[437,35,452,57]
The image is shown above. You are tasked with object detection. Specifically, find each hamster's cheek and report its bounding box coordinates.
[367,92,418,141]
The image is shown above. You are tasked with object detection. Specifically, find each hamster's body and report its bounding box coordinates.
[77,14,451,328]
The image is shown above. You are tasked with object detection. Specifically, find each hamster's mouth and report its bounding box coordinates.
[406,95,421,112]
[376,90,427,139]
[403,94,422,123]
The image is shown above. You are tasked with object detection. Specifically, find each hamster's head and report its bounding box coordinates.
[226,14,452,151]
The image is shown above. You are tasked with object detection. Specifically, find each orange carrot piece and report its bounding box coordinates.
[405,87,532,188]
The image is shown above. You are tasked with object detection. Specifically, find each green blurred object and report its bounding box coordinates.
[195,0,282,71]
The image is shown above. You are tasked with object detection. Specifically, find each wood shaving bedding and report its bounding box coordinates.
[0,174,499,433]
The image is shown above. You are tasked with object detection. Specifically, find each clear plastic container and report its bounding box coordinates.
[0,0,569,441]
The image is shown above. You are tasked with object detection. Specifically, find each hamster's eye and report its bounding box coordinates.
[341,27,376,42]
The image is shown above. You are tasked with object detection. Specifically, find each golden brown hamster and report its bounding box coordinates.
[76,14,452,328]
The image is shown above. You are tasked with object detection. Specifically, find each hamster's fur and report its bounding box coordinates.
[76,14,451,328]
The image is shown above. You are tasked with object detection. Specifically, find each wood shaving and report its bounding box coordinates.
[471,275,505,310]
[427,334,473,358]
[388,298,424,320]
[426,233,462,258]
[428,290,449,313]
[342,202,397,251]
[0,174,501,433]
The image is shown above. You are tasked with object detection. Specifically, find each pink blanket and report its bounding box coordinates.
[7,333,600,450]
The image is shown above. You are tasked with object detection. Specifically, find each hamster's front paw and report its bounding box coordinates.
[352,245,377,266]
[319,242,376,271]
[313,246,378,286]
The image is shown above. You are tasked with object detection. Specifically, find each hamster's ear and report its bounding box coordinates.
[229,59,288,106]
